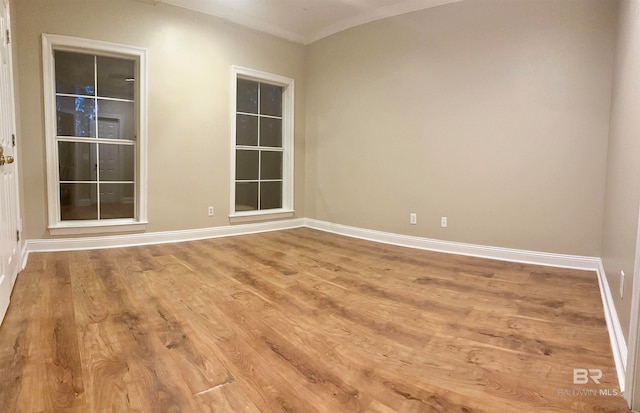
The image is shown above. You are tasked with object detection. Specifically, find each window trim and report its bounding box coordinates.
[229,66,294,223]
[42,34,148,235]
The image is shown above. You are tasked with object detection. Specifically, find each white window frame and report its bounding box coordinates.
[229,66,294,223]
[42,34,148,235]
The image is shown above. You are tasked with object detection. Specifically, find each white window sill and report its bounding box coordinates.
[48,220,148,236]
[229,210,294,224]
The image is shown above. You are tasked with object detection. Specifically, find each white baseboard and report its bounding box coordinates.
[596,260,628,393]
[26,218,305,252]
[22,216,627,392]
[304,219,602,270]
[25,217,603,269]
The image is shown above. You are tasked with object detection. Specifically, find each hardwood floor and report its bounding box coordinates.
[0,228,630,412]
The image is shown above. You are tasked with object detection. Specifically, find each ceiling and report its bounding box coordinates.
[157,0,464,44]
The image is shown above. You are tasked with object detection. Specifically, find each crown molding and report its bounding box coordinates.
[158,0,464,45]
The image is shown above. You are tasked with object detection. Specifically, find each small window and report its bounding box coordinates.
[230,67,294,222]
[43,34,148,235]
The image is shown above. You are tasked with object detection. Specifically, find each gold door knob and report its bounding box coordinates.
[0,146,14,166]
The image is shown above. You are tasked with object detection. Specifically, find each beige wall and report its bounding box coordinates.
[305,0,617,256]
[11,1,628,281]
[602,0,640,342]
[13,0,306,239]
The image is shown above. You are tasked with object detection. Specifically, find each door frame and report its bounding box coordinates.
[0,0,24,325]
[625,206,640,410]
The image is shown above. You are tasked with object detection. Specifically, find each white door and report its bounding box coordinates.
[0,0,20,326]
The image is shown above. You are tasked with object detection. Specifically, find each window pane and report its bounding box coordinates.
[261,151,282,180]
[55,51,95,96]
[97,56,135,100]
[60,183,97,220]
[237,79,258,114]
[99,144,135,181]
[97,101,135,140]
[236,114,258,146]
[260,117,282,147]
[100,183,135,219]
[260,181,282,210]
[57,96,96,137]
[235,182,258,211]
[236,150,259,180]
[58,141,96,181]
[260,83,282,117]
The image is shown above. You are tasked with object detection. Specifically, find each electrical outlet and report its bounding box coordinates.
[620,271,625,298]
[410,213,417,225]
[441,217,447,228]
[208,206,214,217]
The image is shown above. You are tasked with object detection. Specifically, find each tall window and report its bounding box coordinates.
[43,34,147,235]
[230,67,294,222]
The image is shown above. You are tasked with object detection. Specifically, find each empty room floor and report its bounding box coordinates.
[0,228,629,412]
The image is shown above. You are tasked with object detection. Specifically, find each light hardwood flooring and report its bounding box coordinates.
[0,228,630,412]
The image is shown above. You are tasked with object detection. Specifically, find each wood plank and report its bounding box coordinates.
[0,228,630,412]
[0,253,86,412]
